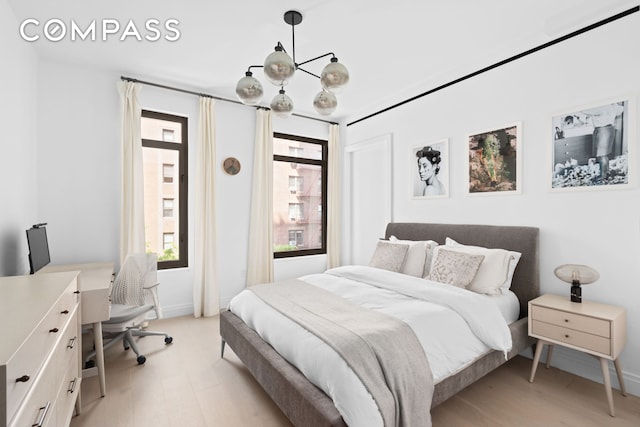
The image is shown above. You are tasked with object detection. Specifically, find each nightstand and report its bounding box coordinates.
[528,294,627,416]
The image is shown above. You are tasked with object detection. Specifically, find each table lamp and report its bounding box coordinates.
[553,264,599,303]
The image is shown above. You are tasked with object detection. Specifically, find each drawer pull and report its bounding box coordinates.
[68,377,79,394]
[61,309,69,314]
[33,401,51,427]
[67,336,77,349]
[15,375,30,383]
[565,334,570,338]
[74,290,80,294]
[564,319,569,323]
[49,327,59,333]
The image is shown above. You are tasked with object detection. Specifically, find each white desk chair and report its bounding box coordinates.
[85,253,172,366]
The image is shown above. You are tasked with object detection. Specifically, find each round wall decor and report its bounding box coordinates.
[222,157,241,175]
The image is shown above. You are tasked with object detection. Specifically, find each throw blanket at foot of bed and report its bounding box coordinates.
[249,280,434,427]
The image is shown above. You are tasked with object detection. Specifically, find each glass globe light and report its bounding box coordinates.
[270,89,294,117]
[321,57,349,93]
[263,45,296,86]
[313,90,337,115]
[235,71,264,105]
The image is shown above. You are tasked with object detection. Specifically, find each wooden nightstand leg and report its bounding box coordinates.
[529,340,545,382]
[545,344,554,368]
[599,358,615,417]
[613,358,626,396]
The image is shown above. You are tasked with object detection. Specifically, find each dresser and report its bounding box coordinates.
[0,271,82,426]
[528,294,627,416]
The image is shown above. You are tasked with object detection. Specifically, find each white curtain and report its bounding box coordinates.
[118,81,145,265]
[194,97,219,317]
[246,109,274,286]
[327,124,341,269]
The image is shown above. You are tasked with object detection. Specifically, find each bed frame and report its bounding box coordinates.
[220,223,540,427]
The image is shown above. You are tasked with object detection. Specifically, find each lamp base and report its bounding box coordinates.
[570,284,582,303]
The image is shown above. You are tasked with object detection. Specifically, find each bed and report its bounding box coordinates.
[220,223,540,426]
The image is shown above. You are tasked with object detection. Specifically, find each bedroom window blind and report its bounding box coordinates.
[273,132,327,258]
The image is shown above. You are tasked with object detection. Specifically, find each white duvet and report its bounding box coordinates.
[229,265,513,427]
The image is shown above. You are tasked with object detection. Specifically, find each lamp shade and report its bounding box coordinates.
[321,58,349,93]
[235,72,264,105]
[270,89,294,117]
[554,264,599,303]
[264,46,296,86]
[313,90,337,115]
[554,264,599,284]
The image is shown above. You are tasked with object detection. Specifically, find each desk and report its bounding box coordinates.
[40,262,115,398]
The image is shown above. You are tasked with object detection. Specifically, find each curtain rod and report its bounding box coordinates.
[347,5,639,127]
[120,76,338,125]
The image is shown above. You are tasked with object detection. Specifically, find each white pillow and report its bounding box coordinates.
[445,238,521,295]
[428,247,485,288]
[369,241,409,273]
[388,236,438,277]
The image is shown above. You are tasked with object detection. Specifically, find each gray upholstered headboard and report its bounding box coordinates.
[385,223,540,319]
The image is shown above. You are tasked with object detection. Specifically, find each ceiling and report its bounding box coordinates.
[8,0,638,123]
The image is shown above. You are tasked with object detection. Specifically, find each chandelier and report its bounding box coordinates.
[235,10,349,117]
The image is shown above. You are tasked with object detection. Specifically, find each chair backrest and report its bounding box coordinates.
[111,253,158,306]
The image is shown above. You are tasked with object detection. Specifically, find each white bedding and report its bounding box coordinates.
[229,265,515,427]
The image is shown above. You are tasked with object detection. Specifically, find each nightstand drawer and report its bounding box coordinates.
[531,320,611,355]
[531,305,610,337]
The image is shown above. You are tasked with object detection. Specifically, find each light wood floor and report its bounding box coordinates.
[71,315,640,427]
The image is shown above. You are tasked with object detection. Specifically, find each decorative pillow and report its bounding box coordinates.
[369,241,409,273]
[388,236,438,277]
[445,238,521,295]
[428,247,485,288]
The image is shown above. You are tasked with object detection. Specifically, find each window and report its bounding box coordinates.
[288,230,304,247]
[162,129,175,142]
[273,133,327,258]
[289,146,303,157]
[288,203,304,220]
[288,176,304,193]
[163,233,174,250]
[163,164,174,183]
[142,110,188,269]
[163,198,174,217]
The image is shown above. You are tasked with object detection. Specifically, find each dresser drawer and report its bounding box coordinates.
[52,308,80,389]
[531,320,611,356]
[8,358,57,427]
[4,279,78,422]
[531,305,610,337]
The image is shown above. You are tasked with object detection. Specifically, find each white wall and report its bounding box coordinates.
[34,56,332,315]
[0,0,39,276]
[345,14,640,395]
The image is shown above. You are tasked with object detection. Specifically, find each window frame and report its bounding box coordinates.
[273,132,328,259]
[142,110,188,269]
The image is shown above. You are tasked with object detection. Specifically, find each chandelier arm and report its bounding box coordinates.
[296,67,321,79]
[246,65,264,73]
[297,52,336,67]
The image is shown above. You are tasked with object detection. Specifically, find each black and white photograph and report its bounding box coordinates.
[412,139,449,199]
[467,122,521,195]
[551,97,634,190]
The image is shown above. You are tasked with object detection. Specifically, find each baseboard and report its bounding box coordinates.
[161,303,194,319]
[521,345,640,397]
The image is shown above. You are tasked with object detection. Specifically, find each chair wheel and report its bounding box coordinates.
[137,355,146,365]
[165,336,173,344]
[85,360,95,369]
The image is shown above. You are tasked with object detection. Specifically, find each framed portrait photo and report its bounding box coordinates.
[411,139,449,199]
[467,122,522,195]
[550,96,635,191]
